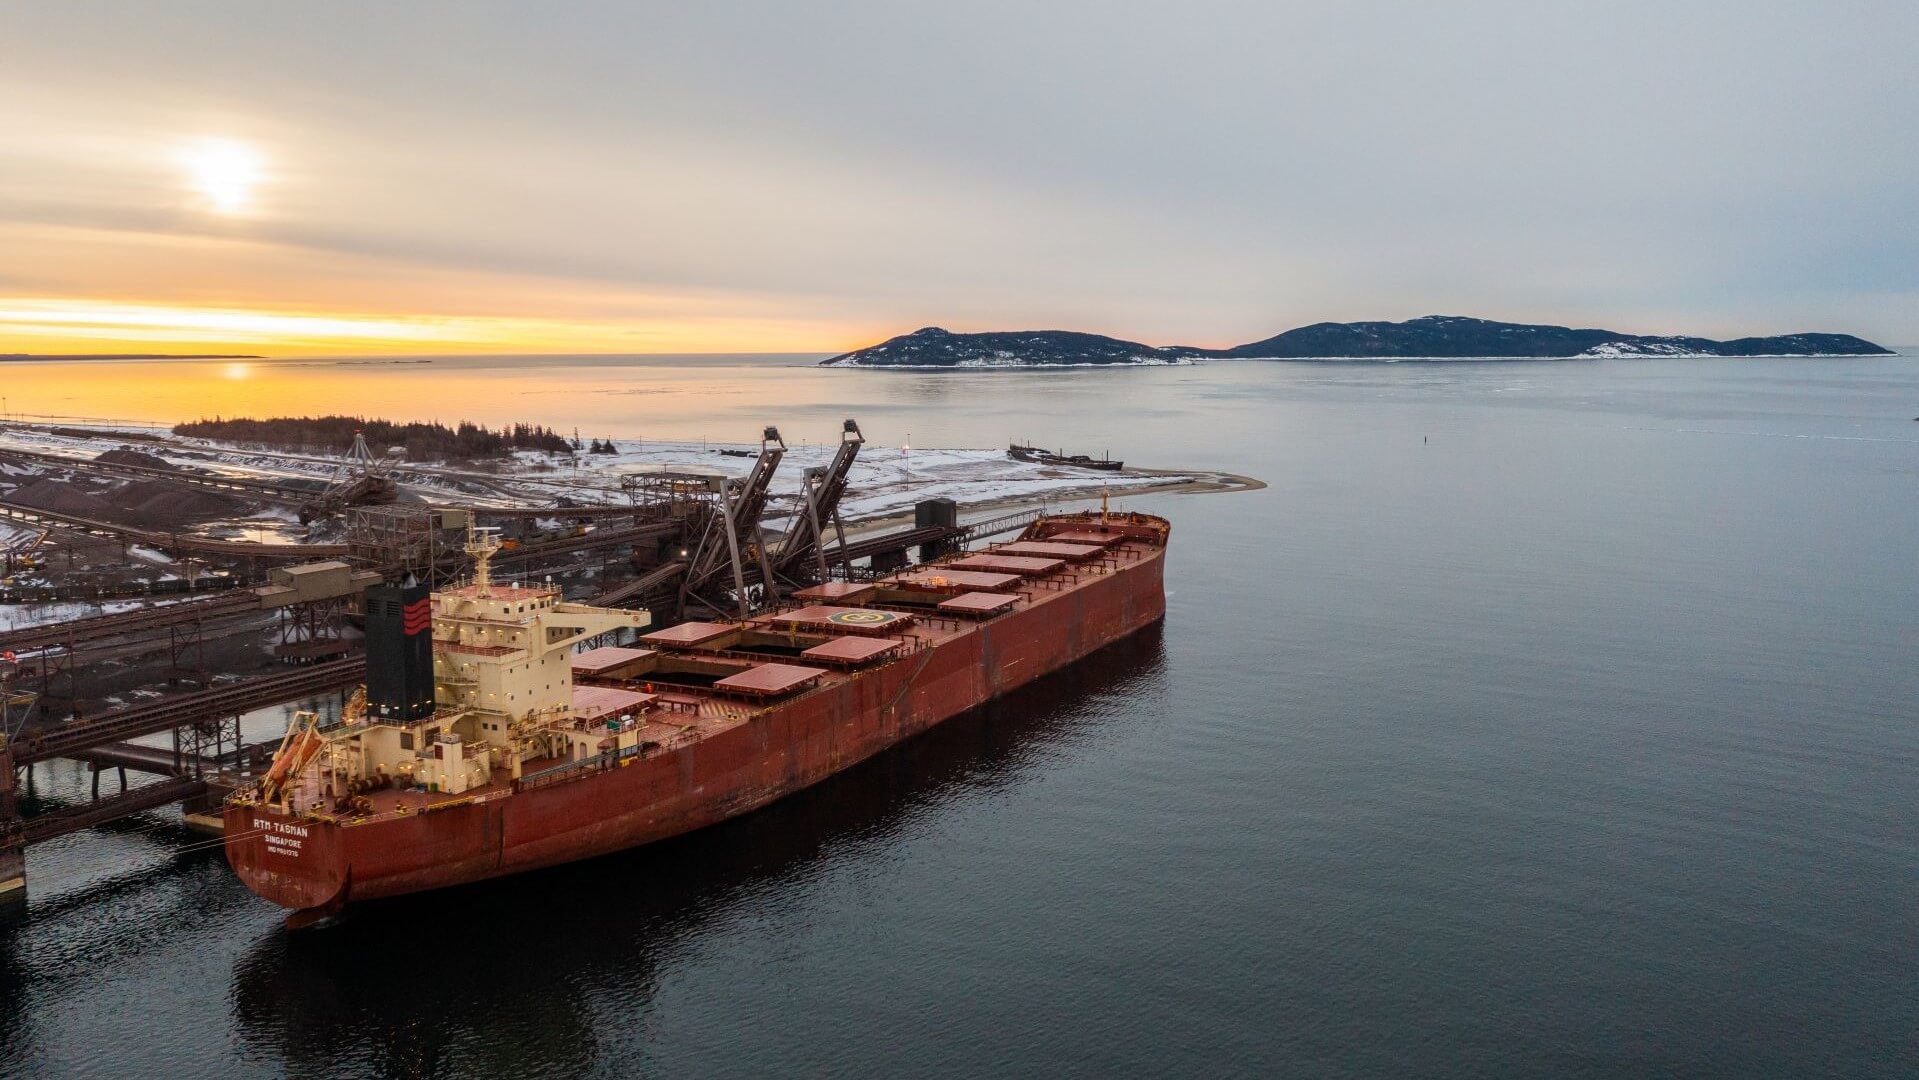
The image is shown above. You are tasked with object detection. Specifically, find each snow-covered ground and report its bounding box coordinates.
[1576,342,1709,358]
[0,426,1193,524]
[834,355,1195,369]
[0,520,42,547]
[506,441,1187,522]
[0,597,155,632]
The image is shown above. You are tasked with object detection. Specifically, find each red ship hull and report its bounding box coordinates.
[226,519,1165,913]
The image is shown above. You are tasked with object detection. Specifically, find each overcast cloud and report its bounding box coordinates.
[2,0,1914,349]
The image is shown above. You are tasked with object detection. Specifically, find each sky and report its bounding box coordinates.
[1,1,1915,356]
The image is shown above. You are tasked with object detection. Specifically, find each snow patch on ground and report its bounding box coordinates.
[1577,342,1710,358]
[0,598,158,632]
[835,355,1195,368]
[950,354,1194,368]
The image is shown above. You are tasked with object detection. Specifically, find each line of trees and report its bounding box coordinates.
[173,415,576,460]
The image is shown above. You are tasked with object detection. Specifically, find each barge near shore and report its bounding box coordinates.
[225,508,1169,920]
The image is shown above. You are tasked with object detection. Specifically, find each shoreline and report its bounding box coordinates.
[0,421,1263,609]
[835,465,1263,539]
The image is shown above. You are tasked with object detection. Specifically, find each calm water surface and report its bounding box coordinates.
[2,354,1916,1077]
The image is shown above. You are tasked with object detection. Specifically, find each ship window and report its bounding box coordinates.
[400,732,414,750]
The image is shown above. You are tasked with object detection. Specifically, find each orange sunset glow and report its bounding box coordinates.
[0,297,862,357]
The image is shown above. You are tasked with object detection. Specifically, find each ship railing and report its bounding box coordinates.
[315,717,375,737]
[323,786,516,828]
[513,737,673,793]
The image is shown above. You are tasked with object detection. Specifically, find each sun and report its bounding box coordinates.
[179,138,264,214]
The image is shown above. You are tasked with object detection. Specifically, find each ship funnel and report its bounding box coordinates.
[365,581,435,722]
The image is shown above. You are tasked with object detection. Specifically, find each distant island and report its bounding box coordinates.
[0,353,264,362]
[821,316,1893,367]
[826,328,1187,369]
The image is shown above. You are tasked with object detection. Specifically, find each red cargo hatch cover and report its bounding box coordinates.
[894,568,1022,591]
[937,591,1021,615]
[572,685,657,720]
[714,662,828,696]
[948,554,1064,576]
[995,541,1104,560]
[642,621,737,647]
[800,636,905,664]
[570,646,658,676]
[1041,530,1123,547]
[792,581,879,603]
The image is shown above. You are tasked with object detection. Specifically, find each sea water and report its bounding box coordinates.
[1,353,1914,1077]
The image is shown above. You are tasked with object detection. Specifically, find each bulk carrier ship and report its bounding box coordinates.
[225,507,1168,921]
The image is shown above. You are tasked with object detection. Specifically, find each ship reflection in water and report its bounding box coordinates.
[228,625,1167,1077]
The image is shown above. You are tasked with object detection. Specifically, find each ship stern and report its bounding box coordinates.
[223,801,350,913]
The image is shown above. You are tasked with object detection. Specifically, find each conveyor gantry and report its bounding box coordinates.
[680,426,785,620]
[770,419,862,587]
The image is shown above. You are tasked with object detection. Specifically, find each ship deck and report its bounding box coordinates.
[599,511,1166,718]
[263,513,1166,826]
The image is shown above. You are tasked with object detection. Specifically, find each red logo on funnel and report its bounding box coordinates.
[402,598,431,636]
